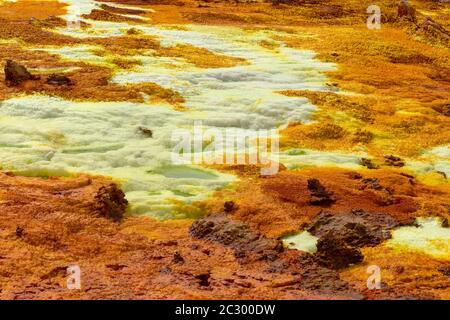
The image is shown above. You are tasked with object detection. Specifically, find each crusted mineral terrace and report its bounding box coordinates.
[0,0,449,299]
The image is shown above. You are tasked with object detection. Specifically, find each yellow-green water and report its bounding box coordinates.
[387,217,450,260]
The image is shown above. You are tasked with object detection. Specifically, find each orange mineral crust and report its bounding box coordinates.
[0,171,447,299]
[101,0,450,29]
[0,41,185,106]
[341,246,450,300]
[0,58,185,106]
[0,172,363,300]
[0,0,67,21]
[207,168,450,238]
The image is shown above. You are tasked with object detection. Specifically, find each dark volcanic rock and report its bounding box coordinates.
[224,201,236,213]
[361,178,384,191]
[296,252,358,295]
[15,226,25,238]
[315,234,364,269]
[172,252,185,264]
[190,214,283,259]
[307,178,336,206]
[306,209,400,269]
[191,214,360,296]
[360,158,379,169]
[194,272,211,287]
[46,74,73,86]
[307,209,399,248]
[4,60,39,86]
[384,155,405,167]
[265,249,359,296]
[138,126,153,138]
[93,184,128,222]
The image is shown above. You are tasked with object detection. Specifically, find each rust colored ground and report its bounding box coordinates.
[208,167,450,238]
[0,173,357,300]
[0,168,448,299]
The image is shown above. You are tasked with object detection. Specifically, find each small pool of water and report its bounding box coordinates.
[282,231,319,254]
[387,217,450,260]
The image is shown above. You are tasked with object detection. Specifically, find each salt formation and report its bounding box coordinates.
[0,1,345,218]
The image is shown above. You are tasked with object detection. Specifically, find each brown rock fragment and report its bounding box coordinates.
[15,226,25,238]
[305,209,401,270]
[190,214,283,260]
[360,158,379,169]
[4,60,40,86]
[46,74,73,86]
[93,184,128,222]
[315,234,364,269]
[307,209,399,247]
[384,155,405,167]
[194,272,211,286]
[307,178,336,206]
[137,126,153,138]
[224,201,236,213]
[172,252,185,264]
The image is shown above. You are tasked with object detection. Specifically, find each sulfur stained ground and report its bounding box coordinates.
[0,0,449,299]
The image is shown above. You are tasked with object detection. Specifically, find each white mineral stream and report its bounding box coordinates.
[0,0,448,220]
